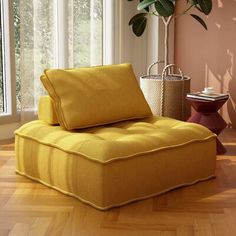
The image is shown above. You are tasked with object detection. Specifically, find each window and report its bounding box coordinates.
[57,0,103,67]
[0,0,17,122]
[0,0,104,124]
[68,0,103,67]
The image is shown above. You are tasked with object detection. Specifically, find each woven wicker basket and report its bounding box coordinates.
[140,62,191,121]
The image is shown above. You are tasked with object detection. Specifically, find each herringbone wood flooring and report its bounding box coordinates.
[0,129,236,236]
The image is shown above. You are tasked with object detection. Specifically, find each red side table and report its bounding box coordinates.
[186,97,228,155]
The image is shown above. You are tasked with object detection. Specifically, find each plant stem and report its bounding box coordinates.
[164,19,168,67]
[162,16,173,68]
[152,12,160,17]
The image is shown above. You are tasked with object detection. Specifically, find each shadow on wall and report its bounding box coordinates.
[175,0,236,127]
[206,0,236,128]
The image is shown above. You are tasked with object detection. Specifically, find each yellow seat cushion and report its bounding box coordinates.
[40,63,152,130]
[15,116,216,210]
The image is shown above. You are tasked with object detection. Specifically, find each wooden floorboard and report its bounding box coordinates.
[0,129,236,235]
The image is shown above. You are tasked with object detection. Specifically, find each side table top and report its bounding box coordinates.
[186,96,228,113]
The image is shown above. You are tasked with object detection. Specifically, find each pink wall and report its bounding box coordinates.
[175,0,236,127]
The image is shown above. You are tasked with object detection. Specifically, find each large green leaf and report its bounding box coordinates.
[159,0,175,15]
[197,0,212,15]
[155,1,173,17]
[137,0,156,10]
[129,13,148,25]
[190,14,207,30]
[132,15,147,36]
[187,0,198,4]
[140,0,150,12]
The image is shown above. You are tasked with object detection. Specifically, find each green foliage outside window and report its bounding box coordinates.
[0,0,103,114]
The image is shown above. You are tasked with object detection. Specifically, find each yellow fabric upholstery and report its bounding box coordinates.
[15,116,216,210]
[38,96,59,125]
[40,63,152,130]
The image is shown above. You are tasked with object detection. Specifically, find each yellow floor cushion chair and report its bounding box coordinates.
[15,64,216,210]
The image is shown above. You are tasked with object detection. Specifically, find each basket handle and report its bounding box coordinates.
[147,60,164,75]
[161,64,184,80]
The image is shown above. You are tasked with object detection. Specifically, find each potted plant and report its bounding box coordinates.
[128,0,213,120]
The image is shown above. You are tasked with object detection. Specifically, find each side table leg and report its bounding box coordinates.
[216,138,226,155]
[186,97,229,155]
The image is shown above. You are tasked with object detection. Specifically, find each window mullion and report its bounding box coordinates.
[0,0,18,125]
[2,0,11,114]
[0,0,16,117]
[103,0,115,65]
[55,0,68,69]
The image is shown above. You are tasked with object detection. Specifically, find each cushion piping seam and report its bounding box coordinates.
[15,170,216,210]
[15,133,216,164]
[42,73,68,129]
[59,115,153,130]
[40,75,64,126]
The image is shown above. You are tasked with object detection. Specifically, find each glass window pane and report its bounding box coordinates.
[12,0,103,115]
[68,0,103,67]
[13,0,20,111]
[14,0,55,112]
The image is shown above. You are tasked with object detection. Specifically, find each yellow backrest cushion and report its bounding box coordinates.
[40,63,152,130]
[38,96,59,125]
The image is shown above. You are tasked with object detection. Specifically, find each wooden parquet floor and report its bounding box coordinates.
[1,129,236,236]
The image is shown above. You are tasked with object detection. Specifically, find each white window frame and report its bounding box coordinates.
[0,0,18,124]
[103,0,115,65]
[54,0,69,68]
